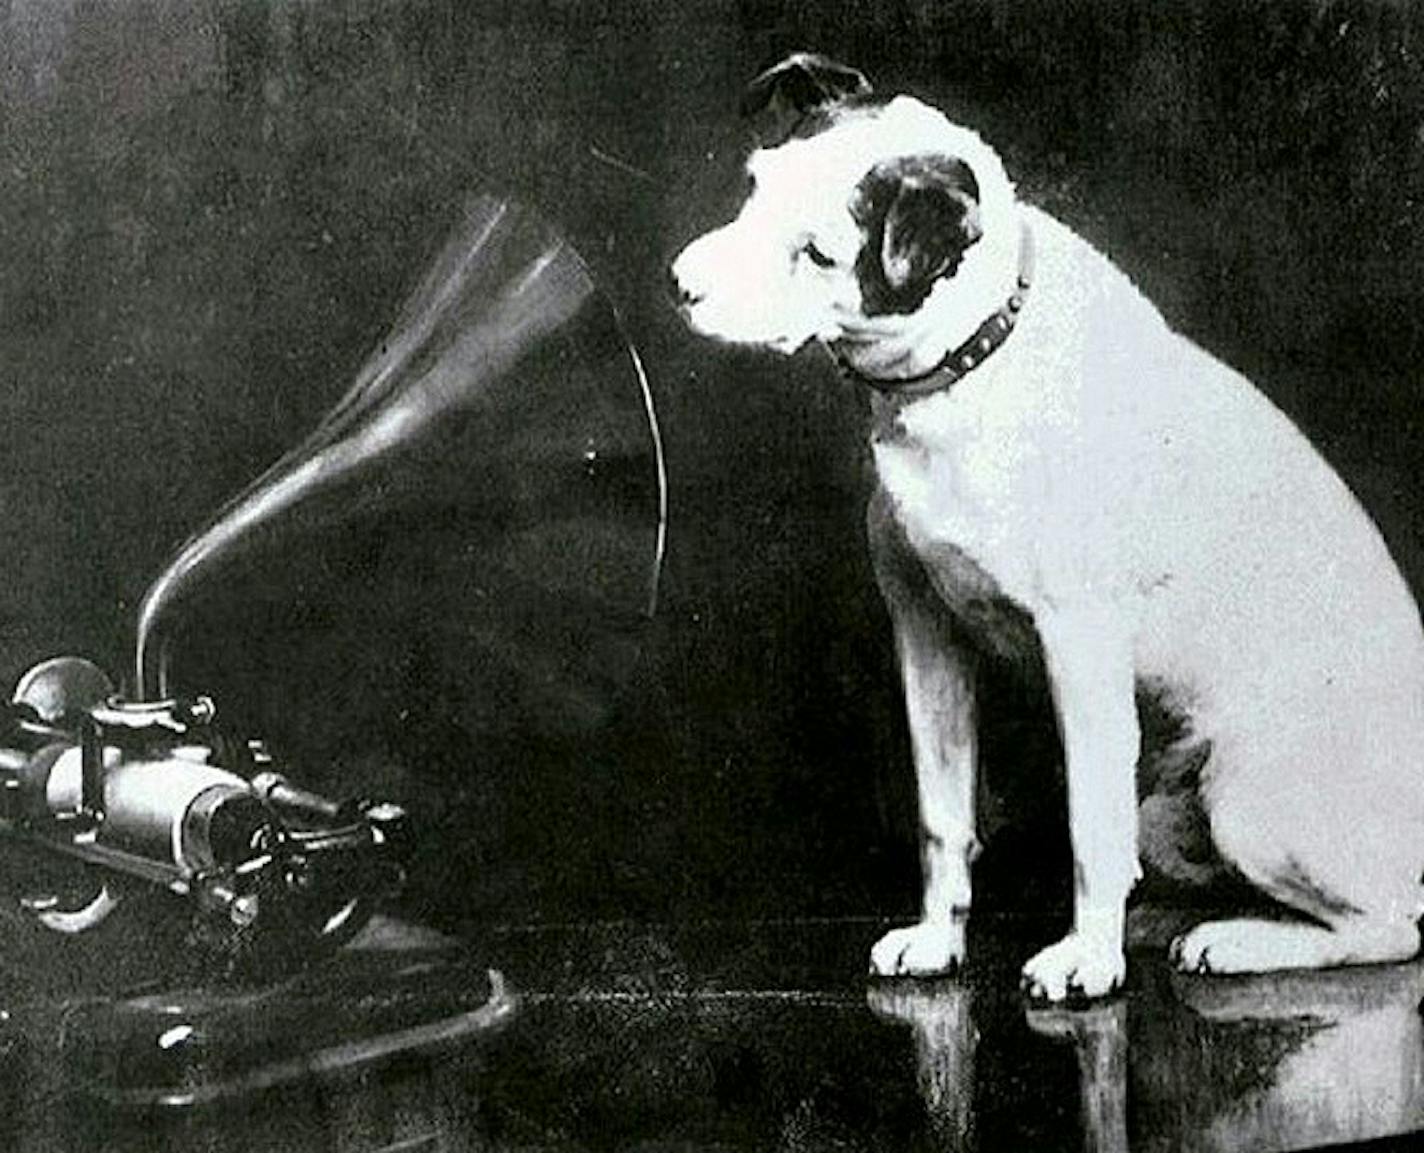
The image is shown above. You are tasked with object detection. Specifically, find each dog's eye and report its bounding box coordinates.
[801,240,836,269]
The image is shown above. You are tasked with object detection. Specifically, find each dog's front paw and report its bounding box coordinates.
[870,918,966,977]
[1021,932,1125,1002]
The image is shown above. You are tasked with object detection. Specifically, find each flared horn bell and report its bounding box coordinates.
[135,195,666,729]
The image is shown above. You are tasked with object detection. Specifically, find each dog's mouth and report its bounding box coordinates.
[667,264,702,313]
[677,305,816,356]
[668,266,824,353]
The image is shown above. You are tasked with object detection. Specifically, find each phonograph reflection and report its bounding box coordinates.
[0,193,665,1124]
[869,941,1424,1151]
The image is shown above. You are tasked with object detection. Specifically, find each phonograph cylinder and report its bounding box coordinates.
[134,195,666,741]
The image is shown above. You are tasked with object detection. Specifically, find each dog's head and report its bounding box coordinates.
[670,55,1019,380]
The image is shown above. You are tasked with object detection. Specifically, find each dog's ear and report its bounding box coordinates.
[879,158,983,295]
[851,155,983,315]
[740,53,872,144]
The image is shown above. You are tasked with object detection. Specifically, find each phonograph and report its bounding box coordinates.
[0,195,667,1131]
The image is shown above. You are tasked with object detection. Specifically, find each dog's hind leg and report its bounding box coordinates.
[1171,917,1418,974]
[1171,749,1424,974]
[868,495,980,978]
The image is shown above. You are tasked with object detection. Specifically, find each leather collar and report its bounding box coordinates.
[838,221,1034,400]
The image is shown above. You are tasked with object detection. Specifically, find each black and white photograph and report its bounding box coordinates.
[1,2,1422,1149]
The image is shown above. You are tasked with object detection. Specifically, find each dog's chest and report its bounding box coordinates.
[872,404,1042,604]
[872,409,1046,661]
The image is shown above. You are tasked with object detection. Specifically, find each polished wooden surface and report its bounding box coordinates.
[5,910,1423,1151]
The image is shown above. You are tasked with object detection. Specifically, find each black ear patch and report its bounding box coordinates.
[740,53,873,145]
[851,155,983,317]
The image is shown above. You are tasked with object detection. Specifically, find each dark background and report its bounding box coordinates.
[0,0,1421,932]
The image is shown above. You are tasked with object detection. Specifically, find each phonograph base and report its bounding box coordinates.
[0,914,517,1152]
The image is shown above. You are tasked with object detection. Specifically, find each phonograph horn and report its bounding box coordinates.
[134,195,667,725]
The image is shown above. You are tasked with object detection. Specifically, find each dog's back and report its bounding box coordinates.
[1016,204,1424,906]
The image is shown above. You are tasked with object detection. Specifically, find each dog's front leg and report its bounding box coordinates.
[1021,608,1141,1001]
[869,537,979,977]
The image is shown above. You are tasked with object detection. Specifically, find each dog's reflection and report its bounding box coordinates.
[1152,961,1424,1153]
[1026,1000,1129,1153]
[869,957,1424,1152]
[867,979,979,1150]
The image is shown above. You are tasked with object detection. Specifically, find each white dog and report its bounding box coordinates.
[669,55,1424,1001]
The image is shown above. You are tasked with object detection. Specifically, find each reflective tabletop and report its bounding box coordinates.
[10,909,1422,1152]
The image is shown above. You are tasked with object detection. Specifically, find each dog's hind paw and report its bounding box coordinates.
[1021,931,1126,1002]
[1170,917,1420,975]
[870,919,966,977]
